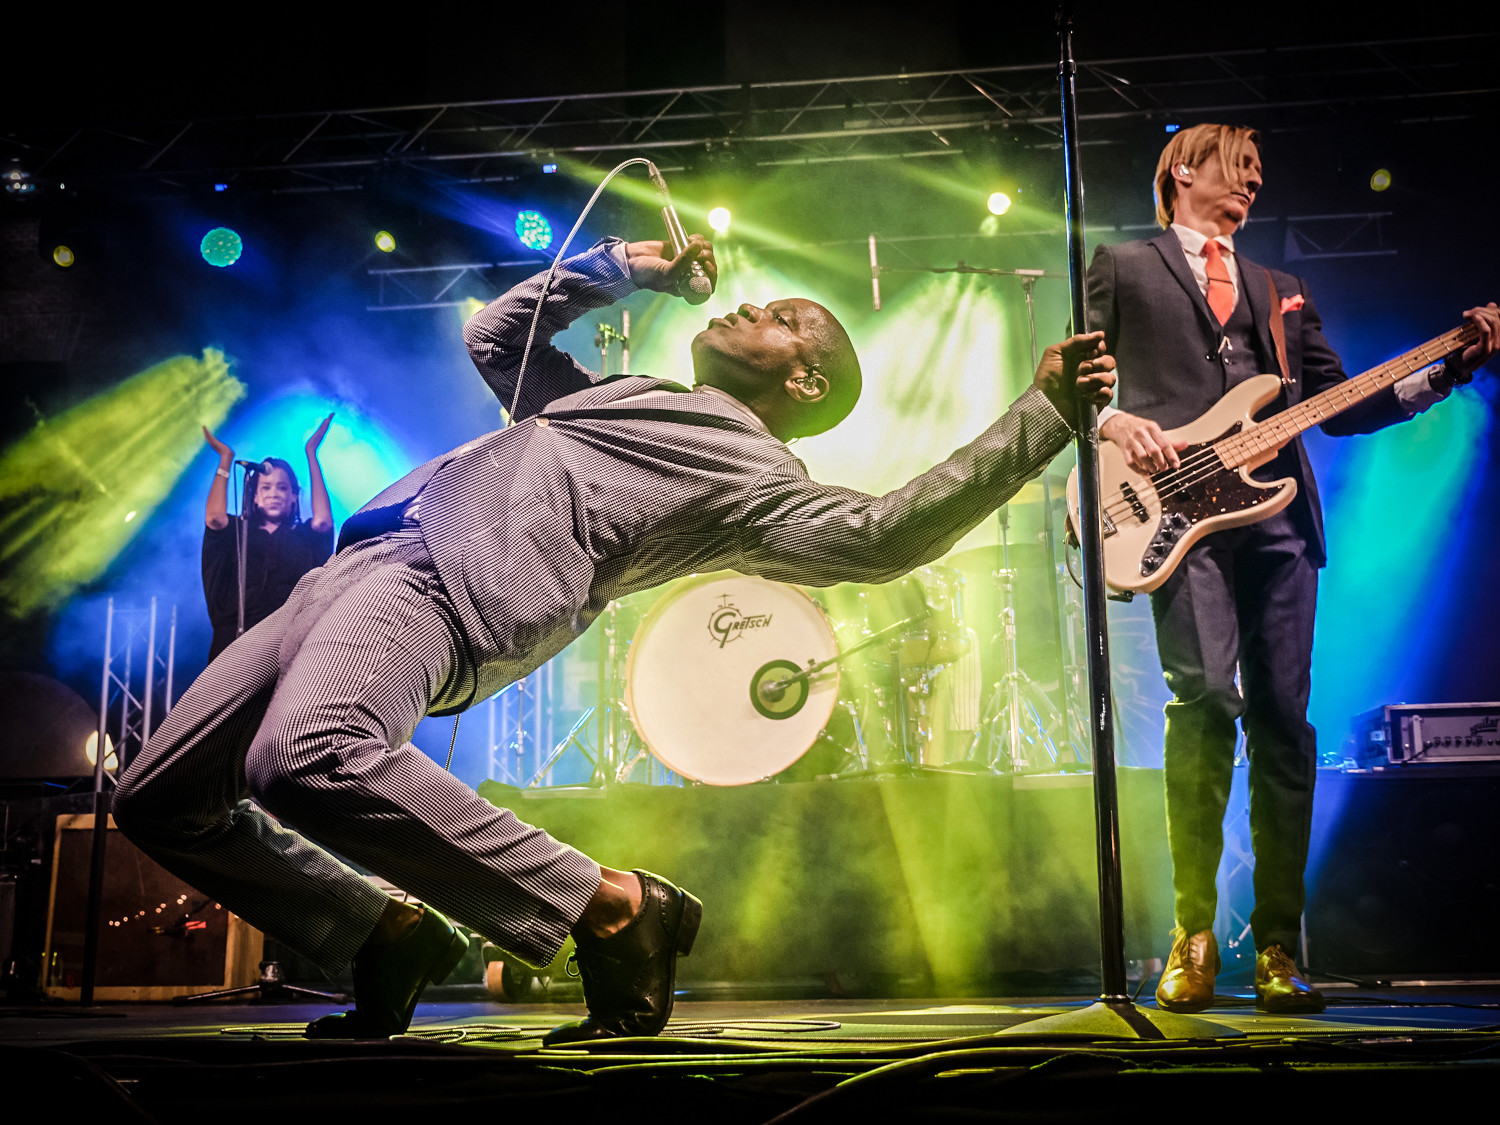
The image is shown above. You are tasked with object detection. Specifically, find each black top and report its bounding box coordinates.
[202,518,334,660]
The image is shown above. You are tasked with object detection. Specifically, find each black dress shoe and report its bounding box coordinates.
[305,906,469,1039]
[543,870,702,1046]
[1255,944,1325,1014]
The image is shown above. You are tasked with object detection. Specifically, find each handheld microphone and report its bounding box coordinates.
[235,459,274,474]
[645,162,713,305]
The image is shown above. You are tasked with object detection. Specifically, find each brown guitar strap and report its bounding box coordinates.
[1266,271,1293,389]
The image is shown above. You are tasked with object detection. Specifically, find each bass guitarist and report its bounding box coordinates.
[1085,122,1499,1014]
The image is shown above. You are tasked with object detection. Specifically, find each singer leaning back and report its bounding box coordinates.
[112,232,1116,1044]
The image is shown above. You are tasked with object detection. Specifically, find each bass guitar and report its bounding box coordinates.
[1066,322,1479,594]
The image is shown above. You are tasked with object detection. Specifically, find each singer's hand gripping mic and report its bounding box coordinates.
[646,162,713,305]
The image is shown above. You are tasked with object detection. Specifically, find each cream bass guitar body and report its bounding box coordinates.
[1066,322,1479,595]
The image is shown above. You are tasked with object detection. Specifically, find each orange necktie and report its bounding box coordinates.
[1203,239,1234,325]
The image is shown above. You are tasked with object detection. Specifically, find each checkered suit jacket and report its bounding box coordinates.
[348,240,1072,707]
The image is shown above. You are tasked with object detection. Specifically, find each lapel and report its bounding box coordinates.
[1149,230,1218,342]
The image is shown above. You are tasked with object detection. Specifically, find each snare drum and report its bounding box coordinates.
[625,574,840,786]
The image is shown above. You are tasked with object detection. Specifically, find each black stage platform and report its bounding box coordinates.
[5,984,1499,1122]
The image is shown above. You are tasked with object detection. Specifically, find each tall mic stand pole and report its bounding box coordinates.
[999,4,1234,1040]
[235,467,256,640]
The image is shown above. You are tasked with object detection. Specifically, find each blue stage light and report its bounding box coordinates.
[515,210,553,251]
[200,227,243,267]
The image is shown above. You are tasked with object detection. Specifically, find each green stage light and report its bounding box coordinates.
[987,191,1012,216]
[515,210,553,251]
[0,349,244,621]
[52,244,75,267]
[200,227,243,267]
[708,207,732,234]
[1370,168,1392,192]
[375,230,396,253]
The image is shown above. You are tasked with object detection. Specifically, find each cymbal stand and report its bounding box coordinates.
[973,512,1066,772]
[528,600,639,787]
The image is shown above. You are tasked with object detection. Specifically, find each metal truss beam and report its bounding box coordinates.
[8,35,1495,196]
[366,210,1394,311]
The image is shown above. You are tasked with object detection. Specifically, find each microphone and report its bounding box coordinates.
[235,459,273,474]
[645,162,713,305]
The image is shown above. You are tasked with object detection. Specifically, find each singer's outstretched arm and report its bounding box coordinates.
[464,236,717,421]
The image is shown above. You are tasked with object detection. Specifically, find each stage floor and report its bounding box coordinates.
[5,984,1498,1121]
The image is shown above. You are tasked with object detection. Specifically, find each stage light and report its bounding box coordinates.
[515,210,553,251]
[987,191,1012,216]
[200,227,243,267]
[1370,168,1392,192]
[51,244,76,268]
[0,348,243,619]
[542,163,558,174]
[85,732,118,772]
[4,166,35,196]
[214,183,228,192]
[1164,123,1181,133]
[708,207,732,234]
[374,230,396,253]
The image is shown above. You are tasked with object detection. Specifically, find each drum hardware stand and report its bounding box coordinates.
[972,509,1070,772]
[764,618,919,774]
[869,242,1080,766]
[594,310,630,375]
[528,600,642,787]
[762,617,917,698]
[173,958,348,1006]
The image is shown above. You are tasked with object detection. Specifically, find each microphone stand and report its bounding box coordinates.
[997,4,1233,1041]
[235,466,257,641]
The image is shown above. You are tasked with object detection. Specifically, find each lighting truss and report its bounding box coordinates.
[8,36,1495,195]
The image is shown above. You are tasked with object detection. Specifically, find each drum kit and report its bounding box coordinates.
[531,481,1094,788]
[522,303,1098,789]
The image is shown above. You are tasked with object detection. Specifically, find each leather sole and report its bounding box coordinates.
[675,891,703,957]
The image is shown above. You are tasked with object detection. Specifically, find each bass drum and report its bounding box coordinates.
[625,574,840,786]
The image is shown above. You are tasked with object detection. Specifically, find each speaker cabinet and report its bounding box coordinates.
[1306,768,1500,980]
[42,814,262,1000]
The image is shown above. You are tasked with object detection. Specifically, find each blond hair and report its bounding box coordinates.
[1154,124,1261,229]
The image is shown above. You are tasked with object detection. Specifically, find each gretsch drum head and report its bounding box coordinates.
[625,574,840,786]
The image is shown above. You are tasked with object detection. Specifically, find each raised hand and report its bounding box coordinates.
[623,235,718,297]
[306,413,334,454]
[203,425,233,462]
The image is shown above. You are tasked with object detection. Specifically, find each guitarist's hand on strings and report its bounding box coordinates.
[1099,412,1189,476]
[1035,331,1116,430]
[1451,303,1500,378]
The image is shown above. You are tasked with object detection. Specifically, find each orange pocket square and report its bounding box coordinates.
[1280,295,1305,313]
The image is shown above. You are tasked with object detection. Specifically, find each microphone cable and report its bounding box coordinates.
[508,156,659,424]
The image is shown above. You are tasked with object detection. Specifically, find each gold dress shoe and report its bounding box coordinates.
[1155,927,1218,1013]
[1255,945,1325,1013]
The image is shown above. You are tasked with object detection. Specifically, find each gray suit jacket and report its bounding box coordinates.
[1086,229,1407,564]
[352,240,1073,707]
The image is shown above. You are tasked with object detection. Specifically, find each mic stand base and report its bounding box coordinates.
[998,998,1240,1040]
